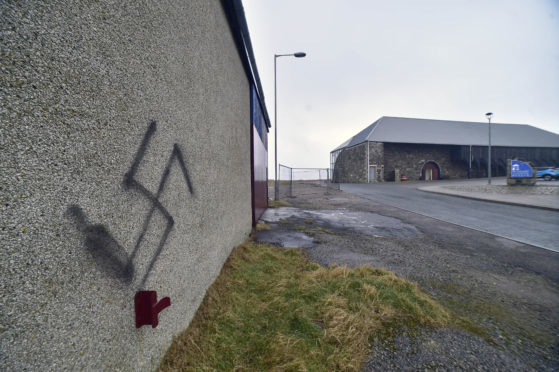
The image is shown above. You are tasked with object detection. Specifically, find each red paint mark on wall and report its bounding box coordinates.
[135,291,171,328]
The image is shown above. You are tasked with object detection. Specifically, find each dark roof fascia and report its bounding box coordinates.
[381,141,558,149]
[334,139,559,150]
[221,0,271,131]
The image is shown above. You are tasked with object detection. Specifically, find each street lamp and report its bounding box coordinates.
[274,52,306,201]
[486,112,493,185]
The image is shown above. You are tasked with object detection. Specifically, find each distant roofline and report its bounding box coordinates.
[330,116,559,153]
[379,115,542,128]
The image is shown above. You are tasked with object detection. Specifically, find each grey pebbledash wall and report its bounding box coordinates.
[1,1,253,370]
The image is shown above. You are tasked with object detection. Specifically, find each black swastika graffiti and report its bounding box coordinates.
[67,121,194,287]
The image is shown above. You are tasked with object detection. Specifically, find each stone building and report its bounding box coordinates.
[331,117,559,183]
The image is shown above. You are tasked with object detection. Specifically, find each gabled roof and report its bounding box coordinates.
[333,116,559,151]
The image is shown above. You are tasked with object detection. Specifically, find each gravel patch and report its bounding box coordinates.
[443,185,559,195]
[261,207,421,237]
[259,183,559,371]
[257,230,316,248]
[366,328,529,371]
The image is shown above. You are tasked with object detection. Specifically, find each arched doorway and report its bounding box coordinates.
[421,161,440,181]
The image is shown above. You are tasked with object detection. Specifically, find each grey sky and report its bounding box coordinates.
[242,0,559,169]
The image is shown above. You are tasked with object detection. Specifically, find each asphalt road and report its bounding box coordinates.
[340,183,559,252]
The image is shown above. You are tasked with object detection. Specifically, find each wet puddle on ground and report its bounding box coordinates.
[258,207,420,248]
[257,230,315,248]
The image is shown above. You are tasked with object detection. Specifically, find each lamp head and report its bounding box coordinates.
[485,112,493,119]
[294,52,306,58]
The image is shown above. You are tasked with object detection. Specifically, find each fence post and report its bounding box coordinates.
[278,166,339,197]
[289,166,293,198]
[279,164,283,200]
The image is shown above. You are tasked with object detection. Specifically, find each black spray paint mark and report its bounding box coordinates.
[67,121,194,287]
[66,205,133,283]
[123,121,194,287]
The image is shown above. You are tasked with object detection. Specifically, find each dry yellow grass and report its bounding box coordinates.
[159,241,451,371]
[268,200,292,208]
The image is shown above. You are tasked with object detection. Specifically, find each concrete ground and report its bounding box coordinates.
[340,178,559,252]
[418,177,559,211]
[260,181,559,370]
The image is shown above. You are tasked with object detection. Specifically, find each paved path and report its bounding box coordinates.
[340,179,559,252]
[419,178,559,210]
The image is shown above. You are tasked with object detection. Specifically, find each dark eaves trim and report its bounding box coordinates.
[221,0,272,131]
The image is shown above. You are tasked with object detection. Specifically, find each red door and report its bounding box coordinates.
[422,162,439,180]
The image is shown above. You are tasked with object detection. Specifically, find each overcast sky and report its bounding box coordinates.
[242,0,559,170]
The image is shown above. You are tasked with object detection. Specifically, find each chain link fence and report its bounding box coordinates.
[276,164,340,199]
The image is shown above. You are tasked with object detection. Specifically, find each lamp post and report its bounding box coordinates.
[274,52,306,200]
[486,112,493,184]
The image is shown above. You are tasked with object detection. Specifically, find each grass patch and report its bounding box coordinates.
[318,227,343,236]
[424,280,492,342]
[255,221,271,231]
[159,241,452,371]
[427,280,555,348]
[269,200,292,208]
